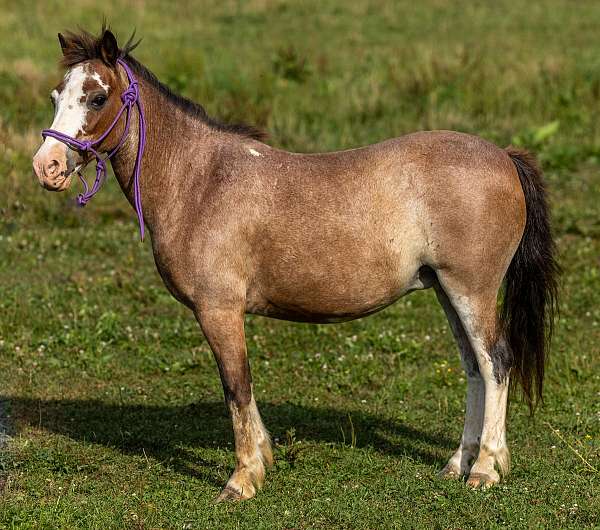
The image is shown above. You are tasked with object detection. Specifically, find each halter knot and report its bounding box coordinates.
[76,193,90,206]
[121,82,138,105]
[80,140,92,151]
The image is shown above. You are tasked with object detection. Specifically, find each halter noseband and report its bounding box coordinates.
[42,58,147,240]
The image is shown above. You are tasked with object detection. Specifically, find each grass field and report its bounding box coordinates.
[1,0,599,528]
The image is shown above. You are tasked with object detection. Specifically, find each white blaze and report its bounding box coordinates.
[35,65,89,159]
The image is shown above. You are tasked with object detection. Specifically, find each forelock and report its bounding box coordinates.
[60,24,140,68]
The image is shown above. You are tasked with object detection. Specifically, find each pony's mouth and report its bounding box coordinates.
[40,173,73,192]
[65,150,89,177]
[64,164,80,178]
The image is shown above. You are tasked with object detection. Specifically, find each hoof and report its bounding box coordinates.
[466,471,499,489]
[214,485,253,503]
[438,464,461,480]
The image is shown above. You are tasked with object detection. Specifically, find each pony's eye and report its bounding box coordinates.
[49,95,55,108]
[90,94,108,109]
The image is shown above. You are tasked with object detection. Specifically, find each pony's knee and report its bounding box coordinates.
[225,379,252,407]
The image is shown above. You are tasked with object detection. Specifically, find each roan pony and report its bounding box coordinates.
[33,27,559,501]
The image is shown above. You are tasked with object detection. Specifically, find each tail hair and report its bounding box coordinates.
[502,147,560,410]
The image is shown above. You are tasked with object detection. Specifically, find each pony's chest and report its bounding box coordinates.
[149,227,254,308]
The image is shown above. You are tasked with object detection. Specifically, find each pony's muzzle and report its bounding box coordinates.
[33,142,73,192]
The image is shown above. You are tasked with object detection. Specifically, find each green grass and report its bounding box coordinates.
[1,0,599,528]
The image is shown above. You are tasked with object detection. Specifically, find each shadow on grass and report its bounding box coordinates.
[5,397,455,487]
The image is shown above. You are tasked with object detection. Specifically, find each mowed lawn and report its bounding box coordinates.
[1,0,599,528]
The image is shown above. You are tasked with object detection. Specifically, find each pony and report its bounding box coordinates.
[33,26,559,501]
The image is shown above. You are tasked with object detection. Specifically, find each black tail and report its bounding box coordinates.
[502,148,560,410]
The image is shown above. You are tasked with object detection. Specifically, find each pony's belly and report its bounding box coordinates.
[246,264,432,323]
[246,296,398,323]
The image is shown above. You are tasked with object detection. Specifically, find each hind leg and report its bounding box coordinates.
[466,333,511,488]
[434,282,484,479]
[436,272,511,487]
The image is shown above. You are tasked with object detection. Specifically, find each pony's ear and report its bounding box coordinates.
[99,29,119,66]
[58,33,68,54]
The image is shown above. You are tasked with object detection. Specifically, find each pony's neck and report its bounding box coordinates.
[109,74,221,236]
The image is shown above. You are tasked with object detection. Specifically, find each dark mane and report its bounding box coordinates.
[123,55,267,141]
[60,25,266,142]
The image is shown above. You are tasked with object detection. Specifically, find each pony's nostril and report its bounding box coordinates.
[45,160,60,178]
[48,161,58,170]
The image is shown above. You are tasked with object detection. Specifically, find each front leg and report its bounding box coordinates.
[197,306,273,502]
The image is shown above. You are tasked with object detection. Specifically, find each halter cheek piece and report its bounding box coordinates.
[41,58,147,240]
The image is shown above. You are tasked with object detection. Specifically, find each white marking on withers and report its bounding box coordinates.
[248,148,262,157]
[35,65,89,159]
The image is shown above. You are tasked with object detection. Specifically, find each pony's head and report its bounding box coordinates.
[33,26,138,191]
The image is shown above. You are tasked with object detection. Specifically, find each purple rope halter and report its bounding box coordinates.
[42,58,147,240]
